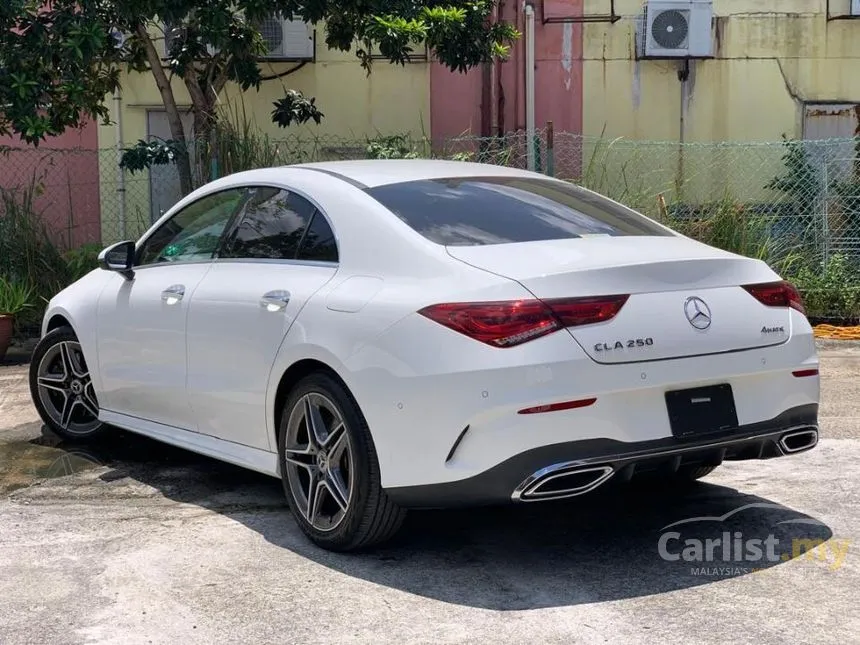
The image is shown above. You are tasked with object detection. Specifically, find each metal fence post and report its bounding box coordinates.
[823,160,830,270]
[546,121,555,177]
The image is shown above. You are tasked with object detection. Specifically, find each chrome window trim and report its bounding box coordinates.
[214,257,339,269]
[132,257,339,271]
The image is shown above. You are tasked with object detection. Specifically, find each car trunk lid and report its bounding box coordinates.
[446,236,792,364]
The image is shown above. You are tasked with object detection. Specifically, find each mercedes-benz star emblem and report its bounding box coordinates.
[684,296,712,330]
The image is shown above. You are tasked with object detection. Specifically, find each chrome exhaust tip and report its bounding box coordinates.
[779,427,819,454]
[513,464,615,502]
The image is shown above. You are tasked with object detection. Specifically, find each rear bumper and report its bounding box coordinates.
[384,403,818,508]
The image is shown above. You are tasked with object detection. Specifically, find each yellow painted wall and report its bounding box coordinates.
[579,0,860,208]
[97,28,431,241]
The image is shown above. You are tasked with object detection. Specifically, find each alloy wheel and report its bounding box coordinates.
[35,341,101,435]
[283,392,355,532]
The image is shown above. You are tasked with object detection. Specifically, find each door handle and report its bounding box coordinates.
[260,290,291,312]
[161,284,185,305]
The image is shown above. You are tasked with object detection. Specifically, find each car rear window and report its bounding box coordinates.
[364,176,670,246]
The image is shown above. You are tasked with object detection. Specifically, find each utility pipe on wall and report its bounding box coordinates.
[524,1,536,171]
[113,89,127,240]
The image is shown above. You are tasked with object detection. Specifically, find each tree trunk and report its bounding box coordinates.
[191,109,219,182]
[137,26,194,196]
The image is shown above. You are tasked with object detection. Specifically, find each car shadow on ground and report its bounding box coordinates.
[8,426,835,610]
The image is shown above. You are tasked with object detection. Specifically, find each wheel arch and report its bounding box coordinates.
[272,357,355,447]
[45,313,73,334]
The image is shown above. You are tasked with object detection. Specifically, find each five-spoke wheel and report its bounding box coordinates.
[29,327,105,439]
[278,372,405,551]
[283,392,355,532]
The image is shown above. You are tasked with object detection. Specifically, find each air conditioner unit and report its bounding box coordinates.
[161,17,314,61]
[644,0,713,58]
[852,0,860,16]
[257,16,315,61]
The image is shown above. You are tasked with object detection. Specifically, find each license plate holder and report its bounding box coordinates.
[665,384,739,439]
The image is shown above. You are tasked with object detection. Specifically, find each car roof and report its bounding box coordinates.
[290,159,544,188]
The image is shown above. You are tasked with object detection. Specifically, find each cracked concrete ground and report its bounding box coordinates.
[1,343,859,645]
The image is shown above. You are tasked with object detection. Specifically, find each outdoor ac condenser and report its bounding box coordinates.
[258,17,315,61]
[161,17,314,61]
[644,0,713,58]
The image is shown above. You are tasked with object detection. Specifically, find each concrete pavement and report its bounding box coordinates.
[1,344,859,645]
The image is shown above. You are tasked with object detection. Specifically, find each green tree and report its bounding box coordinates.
[0,1,516,195]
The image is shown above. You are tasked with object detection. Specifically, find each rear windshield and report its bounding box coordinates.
[365,176,670,246]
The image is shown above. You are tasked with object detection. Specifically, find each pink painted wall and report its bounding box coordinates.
[0,122,102,248]
[430,0,584,176]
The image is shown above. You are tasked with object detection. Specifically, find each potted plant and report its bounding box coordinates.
[0,276,34,361]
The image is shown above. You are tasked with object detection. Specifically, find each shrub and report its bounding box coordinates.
[0,181,69,304]
[64,243,102,283]
[0,179,102,333]
[787,254,860,322]
[0,276,34,316]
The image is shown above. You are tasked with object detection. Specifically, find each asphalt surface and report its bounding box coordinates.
[1,342,859,645]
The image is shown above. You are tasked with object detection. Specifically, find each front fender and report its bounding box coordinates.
[40,270,118,395]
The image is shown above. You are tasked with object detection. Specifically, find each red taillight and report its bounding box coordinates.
[742,281,806,315]
[544,294,630,327]
[418,295,629,348]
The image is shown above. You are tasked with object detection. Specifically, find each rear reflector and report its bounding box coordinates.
[518,397,597,415]
[418,295,629,348]
[742,281,806,315]
[792,369,819,378]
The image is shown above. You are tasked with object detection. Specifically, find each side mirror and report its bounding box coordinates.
[98,241,136,280]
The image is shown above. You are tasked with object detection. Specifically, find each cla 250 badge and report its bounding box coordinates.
[594,338,654,352]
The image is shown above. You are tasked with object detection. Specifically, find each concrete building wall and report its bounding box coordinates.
[583,0,860,143]
[97,30,431,240]
[0,124,102,248]
[430,0,860,143]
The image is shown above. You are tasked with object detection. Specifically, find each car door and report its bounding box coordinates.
[185,185,339,450]
[96,188,247,430]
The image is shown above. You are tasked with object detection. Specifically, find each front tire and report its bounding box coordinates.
[28,327,106,440]
[278,371,406,551]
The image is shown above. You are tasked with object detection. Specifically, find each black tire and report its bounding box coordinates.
[676,464,718,481]
[277,371,406,552]
[28,326,107,441]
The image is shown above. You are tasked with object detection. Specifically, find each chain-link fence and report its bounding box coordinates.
[4,129,860,320]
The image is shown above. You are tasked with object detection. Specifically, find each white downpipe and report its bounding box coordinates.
[113,89,127,240]
[524,2,536,171]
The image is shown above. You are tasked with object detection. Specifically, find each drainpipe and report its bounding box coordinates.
[491,1,501,137]
[677,60,690,200]
[113,89,127,240]
[524,1,536,171]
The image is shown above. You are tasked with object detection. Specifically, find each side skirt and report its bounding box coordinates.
[99,409,281,478]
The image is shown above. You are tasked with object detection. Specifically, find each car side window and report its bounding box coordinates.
[297,212,338,263]
[137,189,246,266]
[220,187,317,260]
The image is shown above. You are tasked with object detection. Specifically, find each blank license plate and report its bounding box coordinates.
[665,384,739,439]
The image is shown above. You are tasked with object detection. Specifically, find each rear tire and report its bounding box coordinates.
[277,371,406,551]
[28,327,106,441]
[676,464,718,481]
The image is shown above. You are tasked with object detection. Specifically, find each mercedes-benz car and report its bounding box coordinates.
[29,160,820,551]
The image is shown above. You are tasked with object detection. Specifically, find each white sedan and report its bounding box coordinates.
[29,160,820,551]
